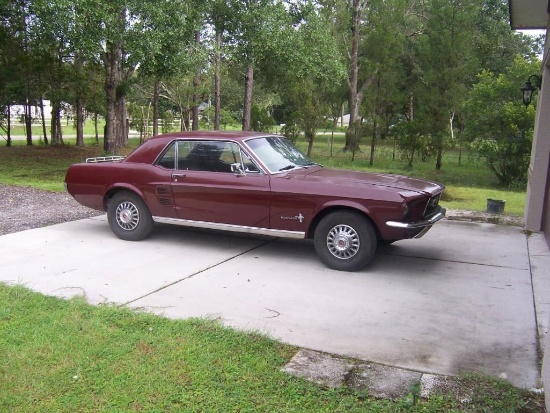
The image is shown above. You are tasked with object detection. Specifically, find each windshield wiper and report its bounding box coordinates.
[278,164,296,172]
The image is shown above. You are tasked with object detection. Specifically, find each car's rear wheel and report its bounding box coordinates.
[314,211,377,271]
[107,191,154,241]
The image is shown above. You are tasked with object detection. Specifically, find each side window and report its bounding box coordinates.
[157,142,176,169]
[177,141,195,170]
[177,140,236,173]
[219,142,240,164]
[241,150,261,173]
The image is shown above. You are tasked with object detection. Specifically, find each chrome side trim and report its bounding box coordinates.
[152,216,306,239]
[385,207,446,229]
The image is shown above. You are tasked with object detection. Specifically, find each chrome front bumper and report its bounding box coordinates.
[385,207,447,229]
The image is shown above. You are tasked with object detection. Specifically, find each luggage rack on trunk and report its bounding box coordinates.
[85,156,126,163]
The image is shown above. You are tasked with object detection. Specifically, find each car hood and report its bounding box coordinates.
[290,167,443,195]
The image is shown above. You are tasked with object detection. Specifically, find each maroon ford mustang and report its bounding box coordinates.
[65,131,446,271]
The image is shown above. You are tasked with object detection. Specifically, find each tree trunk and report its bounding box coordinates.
[39,99,48,145]
[369,119,376,166]
[192,73,200,131]
[24,99,32,146]
[182,108,190,131]
[103,41,126,154]
[306,132,315,157]
[242,65,254,131]
[51,103,58,145]
[214,30,222,130]
[192,31,201,131]
[56,112,63,144]
[435,144,443,170]
[6,104,11,147]
[94,113,99,144]
[153,79,159,137]
[120,98,128,146]
[76,95,84,146]
[348,0,361,130]
[344,0,361,150]
[104,45,119,153]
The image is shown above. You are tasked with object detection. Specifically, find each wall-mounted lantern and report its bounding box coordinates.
[520,75,542,107]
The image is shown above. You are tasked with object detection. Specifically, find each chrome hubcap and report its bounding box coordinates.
[327,224,360,260]
[115,201,139,231]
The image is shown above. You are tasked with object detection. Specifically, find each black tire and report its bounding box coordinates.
[107,191,154,241]
[314,211,377,272]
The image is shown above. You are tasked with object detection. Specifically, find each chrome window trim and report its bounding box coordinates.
[153,141,177,168]
[238,146,266,175]
[155,138,268,175]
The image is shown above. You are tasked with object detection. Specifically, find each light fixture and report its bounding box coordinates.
[520,74,542,107]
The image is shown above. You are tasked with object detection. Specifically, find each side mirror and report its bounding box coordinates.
[231,162,246,176]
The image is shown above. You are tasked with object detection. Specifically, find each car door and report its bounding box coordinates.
[169,140,271,228]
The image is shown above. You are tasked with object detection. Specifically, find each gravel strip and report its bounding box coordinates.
[0,184,103,236]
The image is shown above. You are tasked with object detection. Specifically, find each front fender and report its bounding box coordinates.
[307,200,376,239]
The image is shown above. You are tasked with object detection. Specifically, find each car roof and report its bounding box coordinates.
[148,131,273,144]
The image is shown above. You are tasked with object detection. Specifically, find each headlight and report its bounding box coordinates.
[402,202,409,218]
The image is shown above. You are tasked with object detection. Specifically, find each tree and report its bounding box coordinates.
[320,0,409,152]
[0,0,44,146]
[413,0,479,171]
[464,56,539,188]
[360,0,409,165]
[281,3,345,156]
[208,0,234,130]
[68,0,199,153]
[475,0,543,75]
[135,0,203,137]
[224,0,296,131]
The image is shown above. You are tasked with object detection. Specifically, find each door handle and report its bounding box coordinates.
[172,173,186,181]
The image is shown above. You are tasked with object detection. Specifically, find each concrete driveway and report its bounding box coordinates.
[1,216,548,389]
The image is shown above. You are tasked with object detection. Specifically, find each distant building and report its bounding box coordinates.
[8,100,59,120]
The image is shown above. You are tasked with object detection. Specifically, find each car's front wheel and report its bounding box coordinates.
[107,191,154,241]
[314,211,377,272]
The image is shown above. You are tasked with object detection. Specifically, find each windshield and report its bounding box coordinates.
[245,136,318,173]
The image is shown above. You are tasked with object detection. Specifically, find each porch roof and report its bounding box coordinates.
[509,0,549,29]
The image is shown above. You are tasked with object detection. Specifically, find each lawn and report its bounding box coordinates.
[0,284,544,412]
[4,119,105,139]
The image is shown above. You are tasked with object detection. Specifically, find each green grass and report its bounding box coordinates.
[0,283,544,412]
[4,119,105,138]
[442,186,526,215]
[0,139,139,191]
